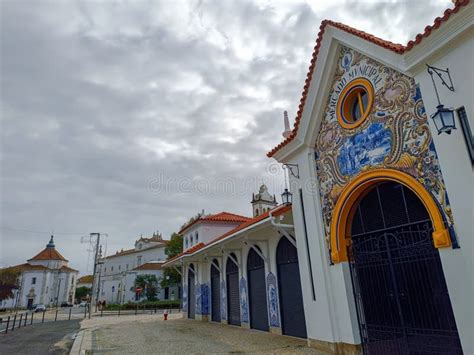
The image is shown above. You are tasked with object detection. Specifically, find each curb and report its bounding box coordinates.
[69,328,92,355]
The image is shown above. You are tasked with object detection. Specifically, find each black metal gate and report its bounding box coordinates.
[348,182,462,354]
[247,248,269,331]
[276,237,307,338]
[211,260,221,323]
[188,264,195,319]
[226,254,241,326]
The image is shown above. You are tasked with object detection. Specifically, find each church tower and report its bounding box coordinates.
[251,184,277,217]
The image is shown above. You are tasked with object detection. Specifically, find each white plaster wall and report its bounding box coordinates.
[184,222,242,251]
[414,35,474,353]
[287,149,361,346]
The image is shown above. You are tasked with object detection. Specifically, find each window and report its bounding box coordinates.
[337,78,374,129]
[32,277,36,285]
[190,234,193,245]
[185,238,189,248]
[104,267,107,273]
[457,107,474,164]
[119,265,121,271]
[195,231,199,242]
[137,256,142,266]
[126,264,129,270]
[255,208,259,216]
[46,286,49,293]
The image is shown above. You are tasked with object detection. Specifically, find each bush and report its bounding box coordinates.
[105,299,181,311]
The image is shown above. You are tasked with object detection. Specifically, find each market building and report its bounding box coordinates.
[267,0,472,353]
[0,236,78,309]
[166,1,472,354]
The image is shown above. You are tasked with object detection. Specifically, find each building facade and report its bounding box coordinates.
[268,1,472,353]
[96,233,177,303]
[165,1,472,354]
[1,236,78,309]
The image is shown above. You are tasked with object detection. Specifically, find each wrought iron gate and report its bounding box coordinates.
[348,182,462,354]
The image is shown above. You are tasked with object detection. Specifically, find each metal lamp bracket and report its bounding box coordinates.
[426,64,455,92]
[283,163,300,179]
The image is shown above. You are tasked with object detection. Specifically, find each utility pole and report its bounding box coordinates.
[89,233,101,313]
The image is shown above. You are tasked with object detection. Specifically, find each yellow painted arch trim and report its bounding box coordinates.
[330,169,451,263]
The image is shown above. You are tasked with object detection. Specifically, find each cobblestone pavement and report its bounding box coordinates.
[76,314,324,354]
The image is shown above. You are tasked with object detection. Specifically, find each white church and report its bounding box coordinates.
[1,236,78,309]
[165,1,473,354]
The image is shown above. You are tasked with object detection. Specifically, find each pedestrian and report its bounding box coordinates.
[163,309,168,321]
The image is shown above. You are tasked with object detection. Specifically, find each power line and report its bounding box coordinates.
[0,226,89,236]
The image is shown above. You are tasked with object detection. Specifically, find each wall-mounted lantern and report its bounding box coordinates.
[426,64,456,134]
[281,188,292,205]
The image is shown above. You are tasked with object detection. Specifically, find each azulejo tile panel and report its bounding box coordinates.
[267,272,280,328]
[220,280,227,320]
[315,46,456,250]
[239,277,249,323]
[200,283,209,315]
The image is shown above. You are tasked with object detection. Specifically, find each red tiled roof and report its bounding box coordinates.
[132,262,165,271]
[165,204,292,266]
[78,275,94,283]
[179,212,251,233]
[60,265,78,272]
[104,243,168,259]
[1,263,50,273]
[1,263,77,273]
[267,0,470,158]
[28,247,68,262]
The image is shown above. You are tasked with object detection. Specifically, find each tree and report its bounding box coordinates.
[75,286,91,303]
[0,268,20,301]
[135,274,158,301]
[161,232,183,289]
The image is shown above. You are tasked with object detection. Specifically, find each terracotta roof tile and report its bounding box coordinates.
[132,262,165,271]
[164,204,292,266]
[179,212,251,233]
[267,0,470,158]
[78,275,94,283]
[28,247,68,262]
[1,263,77,273]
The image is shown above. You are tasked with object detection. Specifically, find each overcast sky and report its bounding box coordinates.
[0,0,452,274]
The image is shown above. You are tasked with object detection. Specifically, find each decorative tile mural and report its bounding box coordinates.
[315,46,456,251]
[200,283,209,316]
[182,284,187,311]
[267,272,280,328]
[195,282,201,315]
[239,277,249,324]
[221,280,227,320]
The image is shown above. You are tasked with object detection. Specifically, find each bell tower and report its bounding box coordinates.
[251,184,277,217]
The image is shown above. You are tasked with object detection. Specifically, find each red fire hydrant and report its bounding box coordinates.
[163,309,168,321]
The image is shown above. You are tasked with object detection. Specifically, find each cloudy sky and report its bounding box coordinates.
[1,0,452,274]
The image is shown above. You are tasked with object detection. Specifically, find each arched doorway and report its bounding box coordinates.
[226,253,240,326]
[276,237,307,338]
[247,247,269,331]
[210,259,221,323]
[187,264,195,319]
[348,181,462,354]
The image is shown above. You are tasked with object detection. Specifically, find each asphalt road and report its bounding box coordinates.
[0,319,80,354]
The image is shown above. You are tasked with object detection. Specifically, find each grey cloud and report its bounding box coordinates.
[0,0,451,273]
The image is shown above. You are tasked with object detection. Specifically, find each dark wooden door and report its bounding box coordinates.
[277,237,307,338]
[211,262,221,322]
[226,255,240,326]
[247,248,269,331]
[188,265,195,319]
